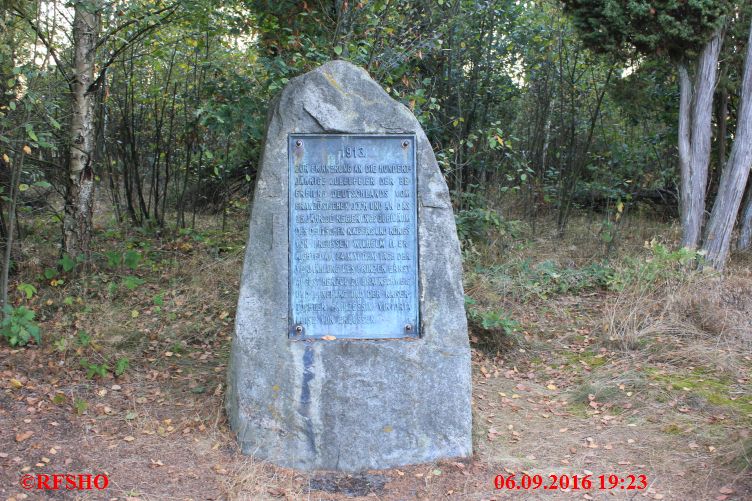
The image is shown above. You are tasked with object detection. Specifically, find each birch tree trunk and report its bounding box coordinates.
[679,28,724,249]
[63,2,100,258]
[702,20,752,269]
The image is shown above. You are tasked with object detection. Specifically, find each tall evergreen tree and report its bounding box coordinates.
[562,0,732,251]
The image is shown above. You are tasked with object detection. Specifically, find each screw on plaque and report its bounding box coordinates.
[404,323,413,332]
[401,140,410,148]
[295,139,303,147]
[294,324,304,335]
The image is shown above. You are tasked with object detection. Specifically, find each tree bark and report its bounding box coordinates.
[63,2,100,258]
[703,20,752,268]
[740,181,752,250]
[678,28,723,249]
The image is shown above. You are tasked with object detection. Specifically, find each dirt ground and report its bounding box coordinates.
[1,217,751,501]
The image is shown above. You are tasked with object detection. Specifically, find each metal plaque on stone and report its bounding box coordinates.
[288,134,419,340]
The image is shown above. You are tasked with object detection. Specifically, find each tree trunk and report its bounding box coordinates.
[678,28,723,249]
[703,21,752,268]
[740,182,752,250]
[63,2,100,258]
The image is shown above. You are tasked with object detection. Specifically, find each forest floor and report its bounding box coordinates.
[1,210,751,501]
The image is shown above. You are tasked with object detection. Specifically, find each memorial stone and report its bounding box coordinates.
[226,60,471,471]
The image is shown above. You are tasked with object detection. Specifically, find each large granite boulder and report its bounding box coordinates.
[225,60,471,471]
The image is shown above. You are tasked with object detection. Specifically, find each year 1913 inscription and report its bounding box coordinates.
[288,134,419,339]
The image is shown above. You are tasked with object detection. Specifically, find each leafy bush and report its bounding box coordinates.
[456,207,503,242]
[1,305,41,346]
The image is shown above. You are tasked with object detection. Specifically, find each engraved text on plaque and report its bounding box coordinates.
[288,134,419,339]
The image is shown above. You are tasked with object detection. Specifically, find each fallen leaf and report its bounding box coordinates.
[322,335,336,341]
[123,436,135,442]
[15,431,33,442]
[719,487,734,495]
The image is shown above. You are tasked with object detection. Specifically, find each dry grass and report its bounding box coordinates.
[2,205,751,500]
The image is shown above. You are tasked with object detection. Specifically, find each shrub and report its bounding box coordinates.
[1,305,41,346]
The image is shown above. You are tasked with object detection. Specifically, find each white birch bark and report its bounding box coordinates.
[63,2,100,258]
[703,20,752,267]
[680,29,723,249]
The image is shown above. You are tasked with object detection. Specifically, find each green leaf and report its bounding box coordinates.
[105,250,122,268]
[123,250,141,270]
[18,184,29,192]
[60,254,76,272]
[333,46,343,56]
[44,267,58,279]
[16,283,37,299]
[115,357,129,376]
[25,125,38,142]
[122,276,144,290]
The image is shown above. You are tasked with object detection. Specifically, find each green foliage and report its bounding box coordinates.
[466,301,521,351]
[115,357,130,376]
[456,207,502,242]
[122,276,145,291]
[1,305,40,346]
[79,358,110,379]
[605,241,700,291]
[59,254,76,272]
[561,0,732,61]
[123,250,142,270]
[105,251,122,269]
[479,260,612,301]
[16,283,37,299]
[479,309,520,334]
[74,398,88,415]
[76,331,91,347]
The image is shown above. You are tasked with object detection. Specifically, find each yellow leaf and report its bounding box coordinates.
[2,153,9,163]
[546,384,557,390]
[23,145,32,154]
[131,310,139,318]
[10,378,23,389]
